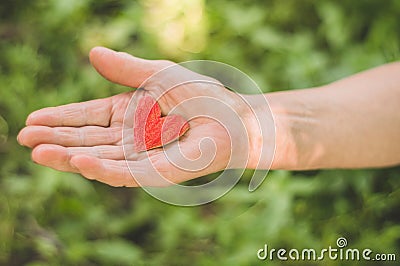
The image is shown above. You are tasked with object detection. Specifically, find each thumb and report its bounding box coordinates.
[89,46,171,88]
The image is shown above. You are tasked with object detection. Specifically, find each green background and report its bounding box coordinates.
[1,0,399,265]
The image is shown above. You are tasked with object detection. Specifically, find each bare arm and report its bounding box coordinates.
[248,62,400,170]
[17,47,400,187]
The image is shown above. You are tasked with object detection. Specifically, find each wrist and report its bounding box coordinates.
[242,88,324,171]
[264,92,303,170]
[240,93,277,170]
[265,87,328,170]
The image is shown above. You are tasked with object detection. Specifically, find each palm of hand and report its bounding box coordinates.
[18,47,250,187]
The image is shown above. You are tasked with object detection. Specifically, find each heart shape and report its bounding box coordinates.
[134,95,190,152]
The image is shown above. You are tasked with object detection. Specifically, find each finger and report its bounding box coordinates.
[26,97,113,127]
[18,125,121,148]
[70,153,177,187]
[70,155,138,187]
[89,46,172,88]
[31,144,153,173]
[31,144,79,173]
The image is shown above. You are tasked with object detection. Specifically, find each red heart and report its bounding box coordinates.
[134,95,190,152]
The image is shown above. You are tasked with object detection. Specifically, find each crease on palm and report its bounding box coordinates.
[17,47,234,187]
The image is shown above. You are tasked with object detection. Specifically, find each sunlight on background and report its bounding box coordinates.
[79,5,140,52]
[141,0,208,58]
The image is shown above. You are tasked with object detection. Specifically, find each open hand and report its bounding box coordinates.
[17,47,261,187]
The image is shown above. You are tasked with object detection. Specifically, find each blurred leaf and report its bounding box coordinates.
[1,0,399,265]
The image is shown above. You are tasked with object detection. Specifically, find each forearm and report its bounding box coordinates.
[250,62,400,170]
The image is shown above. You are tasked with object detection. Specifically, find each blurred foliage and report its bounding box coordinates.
[1,0,400,265]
